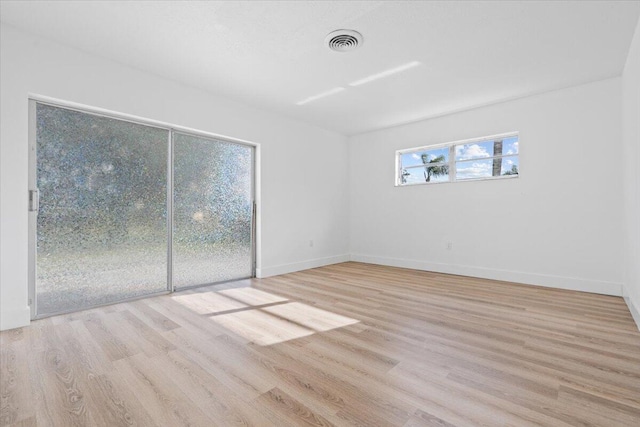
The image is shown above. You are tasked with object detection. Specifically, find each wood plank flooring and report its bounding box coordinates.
[2,262,640,426]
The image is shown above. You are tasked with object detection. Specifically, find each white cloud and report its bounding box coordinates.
[506,141,519,155]
[411,153,421,160]
[457,144,490,160]
[457,161,491,179]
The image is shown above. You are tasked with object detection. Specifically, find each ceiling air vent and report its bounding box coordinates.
[325,30,363,52]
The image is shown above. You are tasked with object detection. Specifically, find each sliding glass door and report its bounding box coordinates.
[173,133,254,289]
[29,101,255,317]
[30,103,169,316]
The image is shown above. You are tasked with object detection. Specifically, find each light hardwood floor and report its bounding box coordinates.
[2,262,640,426]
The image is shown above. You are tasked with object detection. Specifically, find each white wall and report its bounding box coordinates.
[0,24,350,331]
[2,22,636,332]
[622,18,640,329]
[349,78,624,296]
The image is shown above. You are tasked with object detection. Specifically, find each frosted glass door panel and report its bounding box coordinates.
[173,133,253,288]
[35,103,168,316]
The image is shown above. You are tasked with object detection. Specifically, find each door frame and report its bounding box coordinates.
[28,95,259,319]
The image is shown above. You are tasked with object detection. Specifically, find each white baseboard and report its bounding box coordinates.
[624,295,640,331]
[256,254,350,278]
[350,254,623,296]
[4,255,628,330]
[0,306,30,331]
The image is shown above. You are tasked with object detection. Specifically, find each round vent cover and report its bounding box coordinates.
[325,30,363,52]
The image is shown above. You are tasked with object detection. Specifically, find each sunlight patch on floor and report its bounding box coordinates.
[210,307,315,345]
[171,287,288,315]
[218,287,288,306]
[172,285,359,345]
[263,302,359,332]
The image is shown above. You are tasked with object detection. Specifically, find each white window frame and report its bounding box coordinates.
[395,131,519,186]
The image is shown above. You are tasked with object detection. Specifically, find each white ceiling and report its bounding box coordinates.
[1,1,639,136]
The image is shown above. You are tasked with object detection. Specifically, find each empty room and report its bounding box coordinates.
[1,1,640,426]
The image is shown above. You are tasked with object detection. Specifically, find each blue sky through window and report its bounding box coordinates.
[455,136,518,161]
[454,136,518,180]
[400,135,518,184]
[401,147,449,168]
[456,156,519,180]
[403,166,449,184]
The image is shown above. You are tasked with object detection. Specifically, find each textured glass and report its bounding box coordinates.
[173,133,253,288]
[36,104,168,315]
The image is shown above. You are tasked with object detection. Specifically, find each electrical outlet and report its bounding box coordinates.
[309,240,314,247]
[446,242,453,250]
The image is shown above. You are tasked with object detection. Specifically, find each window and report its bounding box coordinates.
[396,133,518,186]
